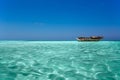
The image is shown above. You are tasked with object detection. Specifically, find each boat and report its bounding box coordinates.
[77,36,103,41]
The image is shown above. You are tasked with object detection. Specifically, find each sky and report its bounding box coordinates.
[0,0,120,40]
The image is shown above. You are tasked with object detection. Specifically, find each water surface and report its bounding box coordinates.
[0,41,120,80]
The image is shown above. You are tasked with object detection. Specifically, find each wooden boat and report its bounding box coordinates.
[77,36,103,41]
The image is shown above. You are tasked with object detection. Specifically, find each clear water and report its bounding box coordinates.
[0,41,120,80]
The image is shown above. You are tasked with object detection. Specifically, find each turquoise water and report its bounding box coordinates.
[0,41,120,80]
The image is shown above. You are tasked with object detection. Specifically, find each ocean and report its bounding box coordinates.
[0,41,120,80]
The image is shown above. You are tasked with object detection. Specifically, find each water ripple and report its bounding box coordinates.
[0,41,120,80]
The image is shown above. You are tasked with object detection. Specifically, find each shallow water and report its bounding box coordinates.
[0,41,120,80]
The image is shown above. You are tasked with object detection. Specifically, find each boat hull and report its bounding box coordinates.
[77,38,102,42]
[77,40,101,42]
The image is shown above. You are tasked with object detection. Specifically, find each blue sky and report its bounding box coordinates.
[0,0,120,40]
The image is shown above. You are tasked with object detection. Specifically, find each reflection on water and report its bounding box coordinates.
[0,41,120,80]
